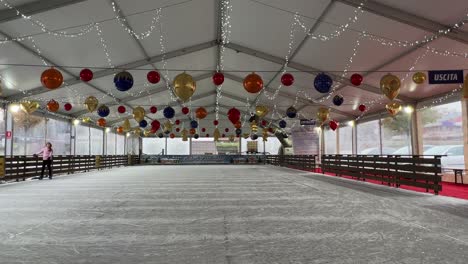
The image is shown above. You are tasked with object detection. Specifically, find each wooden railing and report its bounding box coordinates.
[1,155,139,182]
[321,155,442,194]
[265,155,317,171]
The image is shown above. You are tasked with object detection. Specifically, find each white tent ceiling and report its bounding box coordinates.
[0,0,466,133]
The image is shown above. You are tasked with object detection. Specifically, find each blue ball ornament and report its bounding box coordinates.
[97,105,110,117]
[251,134,258,140]
[193,134,199,139]
[279,120,287,128]
[333,94,344,106]
[163,106,175,119]
[286,106,297,118]
[190,120,198,129]
[114,71,134,91]
[235,128,242,135]
[139,120,148,128]
[314,73,333,93]
[158,133,164,138]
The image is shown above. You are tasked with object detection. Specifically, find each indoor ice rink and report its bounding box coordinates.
[0,0,467,263]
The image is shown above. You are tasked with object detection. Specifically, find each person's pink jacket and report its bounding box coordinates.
[36,147,53,160]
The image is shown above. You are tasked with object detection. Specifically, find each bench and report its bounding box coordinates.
[451,169,464,184]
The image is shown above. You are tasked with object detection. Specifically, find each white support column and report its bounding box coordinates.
[378,118,383,155]
[189,137,192,155]
[336,127,340,154]
[5,108,13,156]
[461,99,468,183]
[411,107,423,155]
[352,122,358,155]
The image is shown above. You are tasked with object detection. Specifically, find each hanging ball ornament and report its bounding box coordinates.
[286,106,297,118]
[41,68,63,89]
[97,105,110,117]
[279,120,287,128]
[225,128,229,133]
[235,128,242,135]
[84,96,99,112]
[213,72,225,86]
[163,106,175,119]
[255,105,269,118]
[314,73,333,93]
[281,73,294,86]
[243,72,264,93]
[151,120,160,131]
[64,103,72,111]
[206,134,210,137]
[251,134,258,140]
[386,101,402,116]
[114,71,134,91]
[317,107,330,124]
[158,133,164,138]
[222,134,226,138]
[332,94,344,106]
[97,118,106,127]
[350,73,363,86]
[329,120,338,131]
[170,133,175,139]
[195,107,208,119]
[173,72,196,102]
[234,121,242,129]
[358,104,366,112]
[261,120,267,126]
[201,128,206,133]
[194,134,199,139]
[189,128,196,135]
[213,120,219,126]
[175,119,181,125]
[147,71,160,84]
[380,73,401,100]
[150,106,157,114]
[176,128,180,133]
[20,101,40,114]
[80,68,93,82]
[227,108,241,124]
[47,99,59,112]
[116,127,124,134]
[133,106,145,122]
[190,120,199,129]
[412,72,427,85]
[182,107,190,115]
[139,120,148,128]
[117,105,126,114]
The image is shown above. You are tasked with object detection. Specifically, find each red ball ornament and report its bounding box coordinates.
[212,72,224,86]
[175,119,180,125]
[358,104,366,112]
[182,107,190,115]
[234,121,242,129]
[281,73,294,86]
[225,128,229,133]
[64,103,72,111]
[213,120,219,126]
[227,108,241,124]
[206,134,210,137]
[80,68,93,82]
[329,120,339,131]
[261,120,267,126]
[170,133,175,139]
[243,72,263,93]
[47,100,59,112]
[151,120,160,131]
[176,128,180,132]
[150,106,157,114]
[147,71,160,84]
[201,128,206,132]
[41,68,63,89]
[268,127,274,133]
[350,73,363,86]
[189,128,196,135]
[117,105,126,114]
[222,134,226,138]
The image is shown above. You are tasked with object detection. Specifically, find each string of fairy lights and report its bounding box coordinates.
[0,0,466,135]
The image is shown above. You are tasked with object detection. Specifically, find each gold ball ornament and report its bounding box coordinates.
[412,72,426,85]
[255,105,269,118]
[380,73,401,100]
[316,107,330,123]
[173,72,196,102]
[385,101,402,116]
[84,96,99,112]
[20,101,40,114]
[122,119,131,132]
[133,106,145,122]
